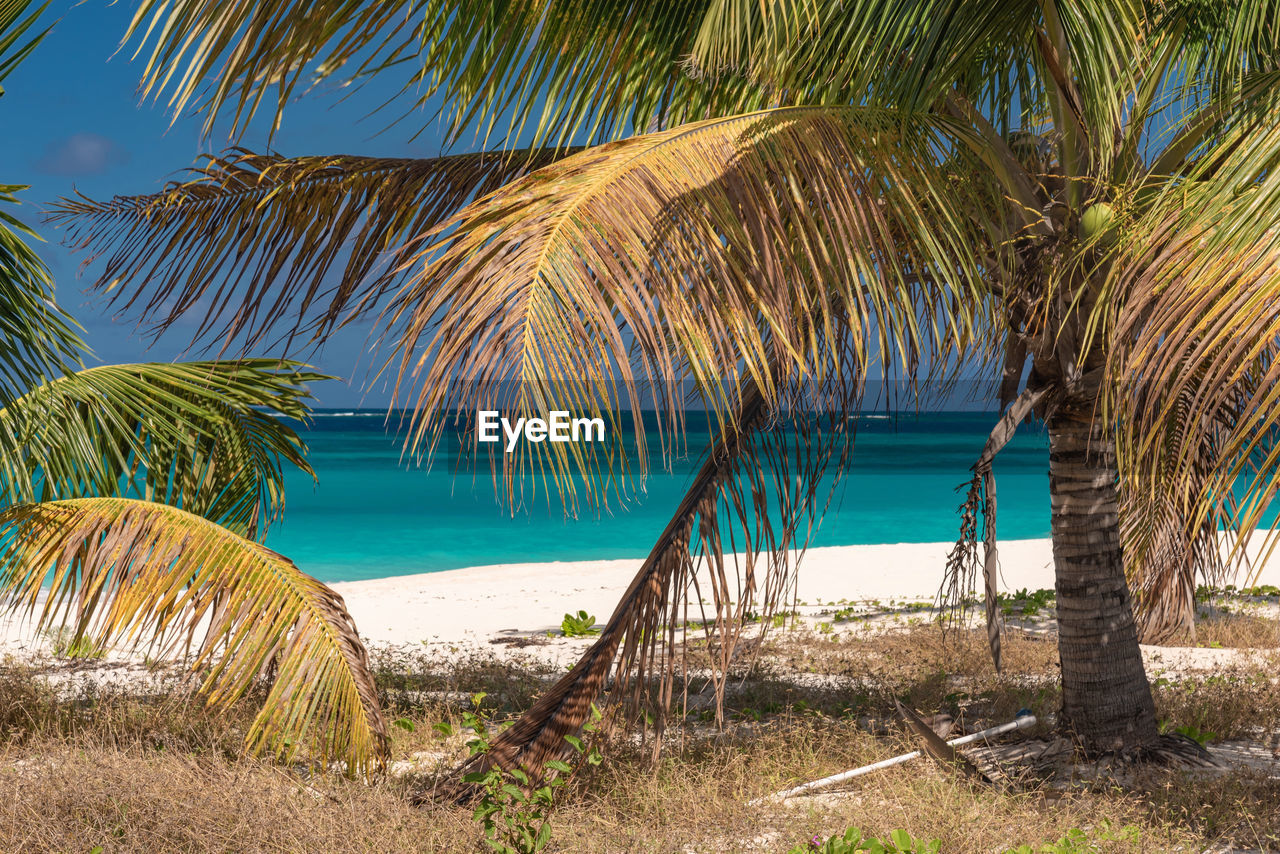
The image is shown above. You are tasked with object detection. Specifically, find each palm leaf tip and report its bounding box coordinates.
[0,359,327,540]
[0,498,388,773]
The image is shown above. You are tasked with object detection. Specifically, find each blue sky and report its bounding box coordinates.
[1,0,456,406]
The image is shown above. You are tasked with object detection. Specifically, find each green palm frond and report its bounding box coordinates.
[1,2,84,407]
[0,0,51,94]
[1169,1,1280,100]
[0,360,323,539]
[0,184,84,403]
[121,0,421,138]
[50,149,571,350]
[119,0,777,147]
[0,497,388,773]
[381,105,1002,511]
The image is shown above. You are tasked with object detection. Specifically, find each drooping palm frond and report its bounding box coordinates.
[49,149,571,351]
[1118,375,1244,643]
[381,105,1001,513]
[1106,106,1280,634]
[121,0,422,138]
[0,497,388,772]
[430,353,859,798]
[940,385,1048,670]
[0,360,322,539]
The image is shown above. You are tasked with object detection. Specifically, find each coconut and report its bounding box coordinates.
[1078,202,1117,246]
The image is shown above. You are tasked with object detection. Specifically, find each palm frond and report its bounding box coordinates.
[118,0,773,147]
[431,356,858,796]
[1168,0,1280,102]
[0,360,322,539]
[0,183,84,405]
[49,148,571,351]
[1107,112,1280,630]
[381,105,1000,513]
[0,1,82,397]
[688,0,1040,120]
[0,0,51,93]
[1118,376,1242,643]
[121,0,421,138]
[0,497,388,773]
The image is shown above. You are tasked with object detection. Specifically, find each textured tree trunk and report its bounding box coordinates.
[1049,408,1159,752]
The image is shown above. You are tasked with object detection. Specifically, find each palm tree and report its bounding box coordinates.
[0,1,387,774]
[46,1,1280,774]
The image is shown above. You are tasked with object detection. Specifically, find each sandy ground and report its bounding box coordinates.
[2,537,1278,669]
[327,539,1061,647]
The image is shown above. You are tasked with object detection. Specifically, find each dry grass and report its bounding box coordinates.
[0,608,1278,853]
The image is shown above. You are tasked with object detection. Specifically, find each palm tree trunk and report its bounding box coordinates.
[1049,408,1159,752]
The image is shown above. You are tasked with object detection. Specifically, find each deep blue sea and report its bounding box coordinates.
[262,411,1051,583]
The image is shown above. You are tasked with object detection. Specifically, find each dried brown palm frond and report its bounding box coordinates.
[48,148,571,351]
[380,105,997,514]
[939,385,1048,670]
[0,360,321,539]
[1107,117,1280,639]
[426,341,859,801]
[1118,373,1250,644]
[0,497,388,773]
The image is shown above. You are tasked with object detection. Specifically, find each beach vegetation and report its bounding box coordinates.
[0,1,387,775]
[790,826,942,853]
[559,610,600,638]
[34,0,1280,806]
[2,625,1278,852]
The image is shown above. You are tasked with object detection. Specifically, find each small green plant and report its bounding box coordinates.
[791,827,940,853]
[996,588,1056,617]
[445,694,603,853]
[1003,822,1141,853]
[44,627,106,660]
[1173,723,1216,746]
[560,610,599,637]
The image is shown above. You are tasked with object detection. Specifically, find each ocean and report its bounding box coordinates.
[262,410,1051,583]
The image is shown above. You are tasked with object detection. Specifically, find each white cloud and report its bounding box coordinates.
[34,132,130,176]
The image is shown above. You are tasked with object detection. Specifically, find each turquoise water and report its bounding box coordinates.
[262,411,1051,583]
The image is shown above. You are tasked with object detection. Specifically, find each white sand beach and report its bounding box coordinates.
[4,538,1279,667]
[329,539,1061,648]
[330,537,1280,648]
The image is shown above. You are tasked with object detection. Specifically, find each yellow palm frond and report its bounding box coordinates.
[382,105,1000,512]
[0,497,388,773]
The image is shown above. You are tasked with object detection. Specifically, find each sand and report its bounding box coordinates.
[3,537,1278,670]
[328,539,1060,647]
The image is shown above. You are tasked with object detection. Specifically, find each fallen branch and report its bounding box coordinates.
[753,711,1036,803]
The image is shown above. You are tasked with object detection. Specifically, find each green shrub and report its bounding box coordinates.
[790,827,941,853]
[560,610,599,637]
